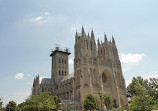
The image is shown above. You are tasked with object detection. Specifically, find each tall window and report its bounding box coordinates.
[62,59,63,64]
[65,72,66,76]
[65,59,66,64]
[62,71,63,76]
[59,71,60,75]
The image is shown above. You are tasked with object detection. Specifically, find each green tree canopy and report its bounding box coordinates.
[127,76,158,100]
[128,84,153,111]
[103,94,111,110]
[6,101,17,111]
[84,94,97,111]
[23,92,57,111]
[127,76,158,110]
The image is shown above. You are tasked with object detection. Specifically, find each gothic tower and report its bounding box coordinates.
[74,27,128,109]
[74,26,100,105]
[50,47,71,84]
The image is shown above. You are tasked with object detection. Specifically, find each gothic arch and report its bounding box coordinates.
[102,70,111,85]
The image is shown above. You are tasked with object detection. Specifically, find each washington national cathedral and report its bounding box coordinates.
[32,26,128,110]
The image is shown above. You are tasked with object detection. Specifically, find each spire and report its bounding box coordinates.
[91,29,94,40]
[112,35,115,45]
[104,33,108,42]
[98,38,100,46]
[37,74,39,79]
[82,25,85,36]
[75,31,78,42]
[76,31,78,36]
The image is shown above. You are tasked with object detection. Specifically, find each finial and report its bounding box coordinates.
[104,33,108,42]
[112,35,115,45]
[82,25,85,36]
[91,29,94,40]
[75,31,78,42]
[75,31,78,37]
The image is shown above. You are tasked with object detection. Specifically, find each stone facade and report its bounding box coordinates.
[32,27,128,110]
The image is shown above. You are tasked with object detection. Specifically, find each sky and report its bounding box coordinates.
[0,0,158,106]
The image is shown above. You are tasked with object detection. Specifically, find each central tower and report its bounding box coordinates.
[50,47,71,84]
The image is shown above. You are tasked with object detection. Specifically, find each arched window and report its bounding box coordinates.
[62,71,63,76]
[102,74,107,83]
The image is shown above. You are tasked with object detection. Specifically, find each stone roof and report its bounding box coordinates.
[40,78,52,85]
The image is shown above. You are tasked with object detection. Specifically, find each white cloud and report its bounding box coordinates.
[120,53,146,73]
[69,59,74,64]
[15,73,24,79]
[30,16,43,22]
[29,12,51,23]
[120,53,145,64]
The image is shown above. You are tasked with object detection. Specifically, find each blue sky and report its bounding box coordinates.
[0,0,158,106]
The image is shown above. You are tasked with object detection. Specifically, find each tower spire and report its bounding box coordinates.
[112,35,115,45]
[91,29,94,40]
[75,31,78,42]
[104,33,108,42]
[82,25,85,36]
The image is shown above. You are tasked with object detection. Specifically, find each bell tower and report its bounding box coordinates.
[50,47,71,84]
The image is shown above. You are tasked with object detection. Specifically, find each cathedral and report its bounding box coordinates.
[32,27,128,110]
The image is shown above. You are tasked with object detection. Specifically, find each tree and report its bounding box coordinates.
[128,84,153,111]
[6,101,17,111]
[0,98,3,111]
[127,76,158,100]
[127,76,158,110]
[113,99,118,108]
[84,94,97,111]
[103,94,111,110]
[53,96,61,109]
[23,92,57,111]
